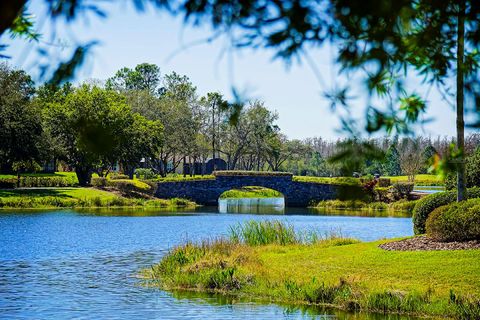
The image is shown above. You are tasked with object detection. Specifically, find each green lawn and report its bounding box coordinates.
[0,187,197,209]
[385,174,444,186]
[148,234,480,318]
[0,187,116,200]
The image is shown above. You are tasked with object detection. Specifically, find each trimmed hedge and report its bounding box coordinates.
[426,199,480,242]
[0,179,17,189]
[0,176,78,188]
[293,176,361,186]
[214,170,293,177]
[412,187,480,234]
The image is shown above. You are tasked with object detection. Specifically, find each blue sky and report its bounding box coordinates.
[1,0,460,140]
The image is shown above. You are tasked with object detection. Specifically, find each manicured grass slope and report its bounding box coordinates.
[0,188,196,209]
[252,241,480,295]
[386,174,444,186]
[0,187,115,199]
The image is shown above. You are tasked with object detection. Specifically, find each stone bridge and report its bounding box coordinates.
[155,172,352,207]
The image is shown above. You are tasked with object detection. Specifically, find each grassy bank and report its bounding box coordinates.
[145,221,480,319]
[0,188,197,209]
[314,199,417,216]
[385,174,444,186]
[220,186,283,199]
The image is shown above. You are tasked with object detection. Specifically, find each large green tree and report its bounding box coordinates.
[44,85,137,185]
[106,63,162,95]
[0,63,43,171]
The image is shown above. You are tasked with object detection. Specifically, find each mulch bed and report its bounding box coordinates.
[379,236,480,251]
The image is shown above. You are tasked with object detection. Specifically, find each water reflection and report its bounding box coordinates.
[219,197,285,214]
[171,291,419,320]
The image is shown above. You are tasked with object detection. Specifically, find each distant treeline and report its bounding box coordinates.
[1,62,479,186]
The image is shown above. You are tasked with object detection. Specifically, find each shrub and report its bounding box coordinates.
[412,187,480,234]
[214,170,293,177]
[391,183,414,200]
[0,179,17,189]
[293,176,361,186]
[135,168,157,179]
[377,178,391,187]
[106,179,153,197]
[109,173,129,180]
[91,177,107,187]
[426,199,480,242]
[374,187,394,203]
[3,175,78,188]
[361,179,378,200]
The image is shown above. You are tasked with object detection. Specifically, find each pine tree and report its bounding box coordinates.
[384,145,401,176]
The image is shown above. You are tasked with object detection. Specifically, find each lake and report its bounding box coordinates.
[0,198,414,319]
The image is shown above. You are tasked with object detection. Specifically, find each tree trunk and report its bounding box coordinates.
[125,165,135,179]
[456,3,466,201]
[76,166,92,187]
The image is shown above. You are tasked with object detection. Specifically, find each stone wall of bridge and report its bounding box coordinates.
[155,175,349,207]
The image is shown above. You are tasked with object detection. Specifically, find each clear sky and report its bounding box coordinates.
[1,0,461,140]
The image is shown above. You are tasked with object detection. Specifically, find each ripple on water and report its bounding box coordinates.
[0,208,414,319]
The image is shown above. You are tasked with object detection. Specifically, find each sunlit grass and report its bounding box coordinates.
[220,186,283,199]
[385,174,444,186]
[146,220,480,318]
[0,188,197,209]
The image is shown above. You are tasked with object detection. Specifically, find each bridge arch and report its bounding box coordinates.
[155,171,343,207]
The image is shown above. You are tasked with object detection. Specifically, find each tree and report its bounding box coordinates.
[156,72,199,176]
[399,138,423,183]
[106,63,162,95]
[421,144,438,173]
[0,63,43,171]
[44,85,136,186]
[156,0,477,201]
[264,134,307,172]
[120,114,163,179]
[384,145,402,176]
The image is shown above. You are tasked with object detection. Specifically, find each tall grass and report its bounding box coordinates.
[228,220,358,246]
[229,220,298,245]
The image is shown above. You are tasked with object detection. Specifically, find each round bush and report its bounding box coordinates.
[426,199,480,242]
[412,187,480,234]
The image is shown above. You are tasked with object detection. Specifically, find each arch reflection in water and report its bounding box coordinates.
[218,197,285,214]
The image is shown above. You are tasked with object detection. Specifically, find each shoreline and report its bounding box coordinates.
[0,187,198,210]
[145,237,480,319]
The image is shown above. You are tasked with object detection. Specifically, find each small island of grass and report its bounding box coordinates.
[145,220,480,319]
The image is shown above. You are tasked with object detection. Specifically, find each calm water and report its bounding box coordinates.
[413,186,445,194]
[0,199,414,319]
